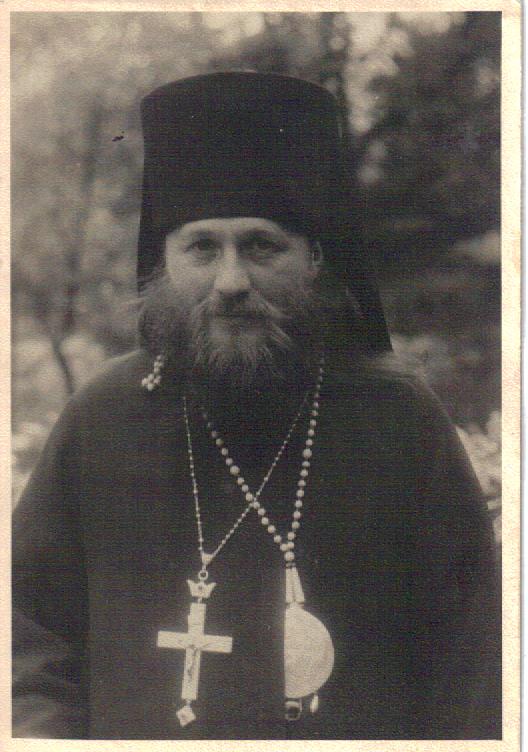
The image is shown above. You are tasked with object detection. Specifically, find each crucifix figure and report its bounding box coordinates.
[157,578,233,727]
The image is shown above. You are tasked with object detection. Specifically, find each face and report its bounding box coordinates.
[161,217,320,381]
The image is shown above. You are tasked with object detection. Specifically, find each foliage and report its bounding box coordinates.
[12,322,107,505]
[363,12,500,263]
[457,412,502,544]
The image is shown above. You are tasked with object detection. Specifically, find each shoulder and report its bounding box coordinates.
[72,349,151,400]
[59,349,181,423]
[61,349,147,407]
[330,350,452,427]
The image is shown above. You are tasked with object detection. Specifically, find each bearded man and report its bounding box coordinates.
[12,72,500,740]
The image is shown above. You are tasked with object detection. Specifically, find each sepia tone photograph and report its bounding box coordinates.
[10,9,506,743]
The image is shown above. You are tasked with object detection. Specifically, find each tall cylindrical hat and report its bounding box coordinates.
[138,71,391,352]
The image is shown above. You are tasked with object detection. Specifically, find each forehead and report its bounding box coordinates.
[170,217,295,239]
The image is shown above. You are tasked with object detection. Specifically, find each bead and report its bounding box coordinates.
[183,372,326,570]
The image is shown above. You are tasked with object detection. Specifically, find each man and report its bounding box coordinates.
[12,72,500,740]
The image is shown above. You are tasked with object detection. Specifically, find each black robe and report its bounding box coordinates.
[12,348,501,739]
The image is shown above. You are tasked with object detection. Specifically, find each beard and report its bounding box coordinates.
[138,267,349,390]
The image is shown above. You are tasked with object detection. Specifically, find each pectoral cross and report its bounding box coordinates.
[157,578,233,727]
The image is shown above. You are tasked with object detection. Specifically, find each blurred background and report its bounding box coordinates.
[11,11,501,540]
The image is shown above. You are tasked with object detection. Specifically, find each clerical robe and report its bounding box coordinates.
[12,348,501,739]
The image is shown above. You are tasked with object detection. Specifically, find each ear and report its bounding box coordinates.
[311,241,324,270]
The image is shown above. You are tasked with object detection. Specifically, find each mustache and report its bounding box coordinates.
[137,267,347,377]
[188,293,300,385]
[195,291,289,323]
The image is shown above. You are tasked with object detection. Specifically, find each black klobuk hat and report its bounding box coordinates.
[138,71,391,352]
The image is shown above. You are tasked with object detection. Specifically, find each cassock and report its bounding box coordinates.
[12,347,501,740]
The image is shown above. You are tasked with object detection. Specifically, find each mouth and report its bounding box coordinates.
[215,313,263,321]
[212,313,266,330]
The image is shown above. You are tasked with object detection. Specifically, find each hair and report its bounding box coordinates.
[136,233,419,389]
[140,255,346,362]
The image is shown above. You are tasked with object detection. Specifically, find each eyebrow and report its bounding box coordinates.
[238,228,285,241]
[180,227,287,243]
[180,230,218,240]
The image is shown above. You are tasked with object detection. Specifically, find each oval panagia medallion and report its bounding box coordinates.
[284,604,335,698]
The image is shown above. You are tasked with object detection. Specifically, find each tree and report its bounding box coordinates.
[12,13,218,393]
[360,12,500,270]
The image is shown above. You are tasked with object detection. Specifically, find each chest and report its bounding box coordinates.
[76,389,424,737]
[78,389,418,617]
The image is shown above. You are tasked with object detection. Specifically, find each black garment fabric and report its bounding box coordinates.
[12,349,501,739]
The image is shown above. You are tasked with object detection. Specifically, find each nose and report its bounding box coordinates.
[213,248,251,303]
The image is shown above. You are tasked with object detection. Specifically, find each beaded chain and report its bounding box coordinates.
[141,354,165,391]
[183,356,324,573]
[183,393,307,572]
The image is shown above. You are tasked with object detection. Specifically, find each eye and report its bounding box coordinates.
[243,234,284,259]
[186,237,219,262]
[189,238,217,252]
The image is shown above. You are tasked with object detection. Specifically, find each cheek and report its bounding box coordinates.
[252,259,314,300]
[165,258,214,301]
